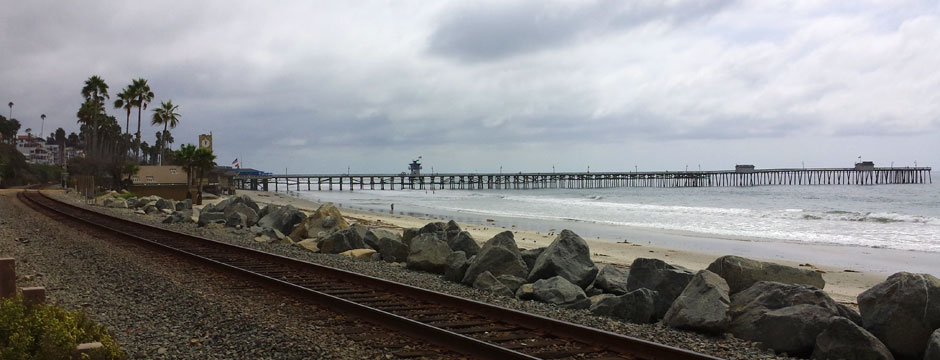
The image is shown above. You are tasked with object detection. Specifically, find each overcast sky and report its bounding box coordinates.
[2,1,938,174]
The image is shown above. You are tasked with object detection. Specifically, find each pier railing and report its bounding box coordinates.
[233,167,932,192]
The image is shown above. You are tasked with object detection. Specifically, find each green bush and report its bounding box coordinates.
[0,296,125,359]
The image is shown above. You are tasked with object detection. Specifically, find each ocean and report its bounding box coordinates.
[288,178,940,273]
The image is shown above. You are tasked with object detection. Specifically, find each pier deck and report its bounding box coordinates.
[233,167,932,192]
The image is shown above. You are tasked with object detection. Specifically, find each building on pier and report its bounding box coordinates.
[409,159,422,175]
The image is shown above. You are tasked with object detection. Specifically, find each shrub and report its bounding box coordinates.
[0,296,124,359]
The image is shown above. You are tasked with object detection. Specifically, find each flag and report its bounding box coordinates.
[232,158,238,165]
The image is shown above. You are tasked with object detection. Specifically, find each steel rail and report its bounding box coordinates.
[21,190,721,360]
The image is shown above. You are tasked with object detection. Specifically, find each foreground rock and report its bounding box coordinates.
[447,231,481,257]
[531,276,588,309]
[197,211,226,226]
[373,236,409,263]
[663,270,730,334]
[626,258,694,319]
[857,272,940,359]
[616,288,657,324]
[224,203,259,227]
[706,255,825,294]
[406,233,452,274]
[461,231,528,285]
[162,210,193,224]
[593,265,630,295]
[472,271,514,297]
[729,281,842,356]
[318,226,368,254]
[257,204,306,236]
[443,251,469,283]
[812,317,894,360]
[527,230,597,289]
[925,329,940,360]
[289,203,348,240]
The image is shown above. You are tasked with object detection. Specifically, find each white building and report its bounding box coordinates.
[15,135,83,165]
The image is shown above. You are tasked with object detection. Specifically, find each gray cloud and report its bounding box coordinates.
[427,0,734,62]
[1,1,938,173]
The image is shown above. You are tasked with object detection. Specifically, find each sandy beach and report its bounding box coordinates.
[234,190,899,305]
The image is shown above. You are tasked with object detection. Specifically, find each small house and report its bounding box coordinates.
[735,164,755,173]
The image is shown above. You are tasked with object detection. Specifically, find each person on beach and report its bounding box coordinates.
[390,203,394,214]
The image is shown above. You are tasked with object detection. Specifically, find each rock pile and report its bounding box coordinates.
[96,192,193,224]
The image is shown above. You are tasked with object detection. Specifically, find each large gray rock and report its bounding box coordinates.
[375,237,409,263]
[496,275,526,293]
[257,204,306,235]
[162,210,194,224]
[402,228,419,247]
[461,231,528,285]
[520,247,545,270]
[812,317,894,360]
[707,255,825,294]
[836,303,863,326]
[197,211,226,226]
[626,258,695,319]
[224,202,259,227]
[125,198,138,208]
[363,229,401,249]
[472,271,514,297]
[730,281,842,356]
[225,211,247,228]
[925,329,940,360]
[531,276,588,309]
[318,227,367,254]
[447,231,480,257]
[616,288,657,324]
[175,199,192,211]
[858,272,940,359]
[663,270,731,334]
[755,304,835,356]
[527,230,597,289]
[406,233,453,274]
[290,203,349,241]
[589,294,621,317]
[594,265,630,295]
[443,251,469,283]
[155,198,174,211]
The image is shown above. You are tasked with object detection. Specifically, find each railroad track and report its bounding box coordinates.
[19,190,721,360]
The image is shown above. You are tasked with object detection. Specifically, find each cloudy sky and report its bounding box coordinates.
[2,0,938,174]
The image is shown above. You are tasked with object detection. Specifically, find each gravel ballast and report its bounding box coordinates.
[2,193,460,359]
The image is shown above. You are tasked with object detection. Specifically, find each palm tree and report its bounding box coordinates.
[40,114,46,141]
[113,87,135,135]
[81,76,109,104]
[55,128,66,166]
[151,100,181,165]
[7,101,12,119]
[130,78,154,159]
[80,76,110,158]
[192,147,216,204]
[174,144,198,196]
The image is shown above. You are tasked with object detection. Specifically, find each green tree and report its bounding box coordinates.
[150,100,180,166]
[174,144,197,188]
[113,86,135,135]
[193,147,216,204]
[129,78,154,159]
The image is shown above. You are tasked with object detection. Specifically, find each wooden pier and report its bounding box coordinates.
[233,167,932,192]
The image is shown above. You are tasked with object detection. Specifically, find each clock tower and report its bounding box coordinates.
[198,133,213,151]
